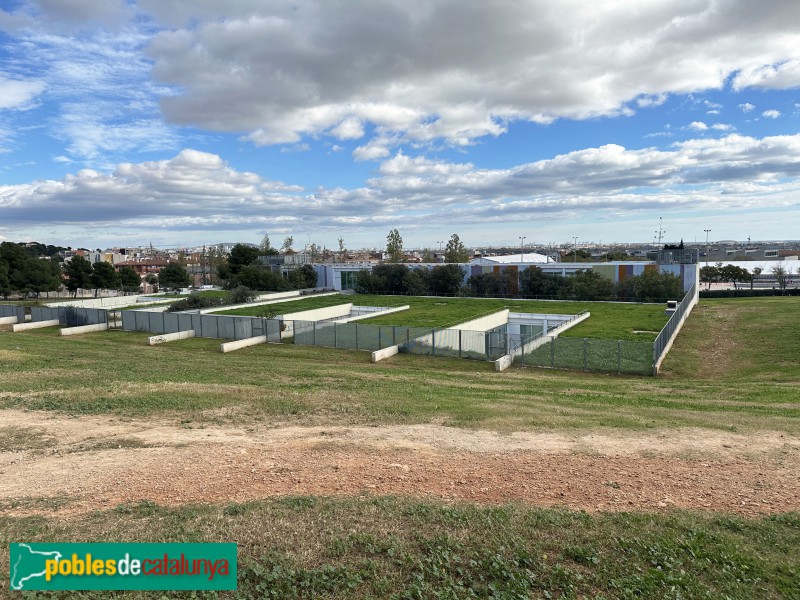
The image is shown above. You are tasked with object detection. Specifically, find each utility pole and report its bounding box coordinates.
[573,236,578,262]
[704,229,711,267]
[655,217,665,265]
[519,236,526,263]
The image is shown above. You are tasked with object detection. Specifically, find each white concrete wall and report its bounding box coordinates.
[335,305,410,323]
[46,295,157,309]
[220,335,267,353]
[60,323,109,336]
[13,319,60,332]
[0,316,19,325]
[450,309,509,332]
[203,291,340,314]
[148,330,195,345]
[280,303,352,322]
[371,345,399,362]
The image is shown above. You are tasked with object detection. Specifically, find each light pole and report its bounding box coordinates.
[573,236,578,262]
[519,236,526,263]
[437,240,443,262]
[704,229,711,267]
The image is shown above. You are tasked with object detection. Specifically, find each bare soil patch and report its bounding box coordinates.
[1,409,798,518]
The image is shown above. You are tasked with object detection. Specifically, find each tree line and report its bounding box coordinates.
[700,263,794,292]
[0,242,143,299]
[355,263,685,302]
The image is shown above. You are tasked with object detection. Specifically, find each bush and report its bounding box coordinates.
[166,293,226,312]
[227,286,257,304]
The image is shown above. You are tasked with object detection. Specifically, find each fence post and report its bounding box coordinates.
[392,326,396,346]
[551,336,555,368]
[458,330,462,358]
[617,340,622,374]
[334,322,337,348]
[313,321,316,346]
[378,326,382,349]
[432,329,436,356]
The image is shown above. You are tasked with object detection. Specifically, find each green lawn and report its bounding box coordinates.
[1,497,798,599]
[0,297,798,434]
[216,293,669,340]
[211,293,372,316]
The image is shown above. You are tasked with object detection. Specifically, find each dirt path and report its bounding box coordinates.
[1,409,799,518]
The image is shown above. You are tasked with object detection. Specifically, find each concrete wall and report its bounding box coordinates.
[220,335,267,353]
[371,345,399,362]
[509,312,591,358]
[46,294,159,309]
[13,319,60,332]
[148,330,195,345]
[335,305,410,323]
[451,309,509,332]
[60,323,109,336]
[0,316,19,325]
[203,291,340,314]
[280,303,352,322]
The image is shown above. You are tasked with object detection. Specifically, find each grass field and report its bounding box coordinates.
[2,497,798,598]
[217,293,669,340]
[1,296,798,598]
[0,298,797,431]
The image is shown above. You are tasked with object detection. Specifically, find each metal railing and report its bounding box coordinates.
[652,284,697,369]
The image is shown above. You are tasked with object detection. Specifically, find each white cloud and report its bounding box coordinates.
[330,117,365,141]
[143,0,800,153]
[739,102,755,112]
[4,134,800,242]
[688,121,708,131]
[762,109,781,118]
[0,76,45,110]
[711,123,734,131]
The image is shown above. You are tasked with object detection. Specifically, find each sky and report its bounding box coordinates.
[1,0,800,251]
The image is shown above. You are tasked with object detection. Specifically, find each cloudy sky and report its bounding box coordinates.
[1,0,800,250]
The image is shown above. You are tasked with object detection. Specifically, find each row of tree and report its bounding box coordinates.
[217,244,318,291]
[354,263,685,302]
[700,263,794,291]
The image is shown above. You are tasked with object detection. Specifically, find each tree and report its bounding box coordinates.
[386,229,404,263]
[0,261,10,298]
[567,269,614,300]
[287,264,318,289]
[420,248,435,263]
[428,264,465,295]
[618,269,684,302]
[259,234,279,256]
[750,267,763,291]
[308,243,322,263]
[282,236,295,255]
[771,265,791,292]
[118,266,142,293]
[520,266,547,297]
[90,261,121,297]
[466,271,516,297]
[444,234,470,263]
[158,262,191,291]
[13,258,61,298]
[227,244,260,275]
[699,265,720,290]
[145,274,159,293]
[719,264,751,290]
[64,255,93,297]
[337,237,346,262]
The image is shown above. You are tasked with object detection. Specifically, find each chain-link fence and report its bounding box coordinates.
[514,335,654,375]
[653,284,697,366]
[290,319,508,360]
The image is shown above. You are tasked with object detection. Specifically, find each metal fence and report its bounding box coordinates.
[120,310,282,342]
[30,306,108,327]
[653,284,697,367]
[291,319,508,360]
[514,335,654,375]
[0,304,24,321]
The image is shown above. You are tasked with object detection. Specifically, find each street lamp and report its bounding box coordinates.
[519,236,526,263]
[573,236,578,262]
[704,229,711,267]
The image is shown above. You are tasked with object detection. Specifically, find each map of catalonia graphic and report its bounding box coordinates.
[10,544,63,590]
